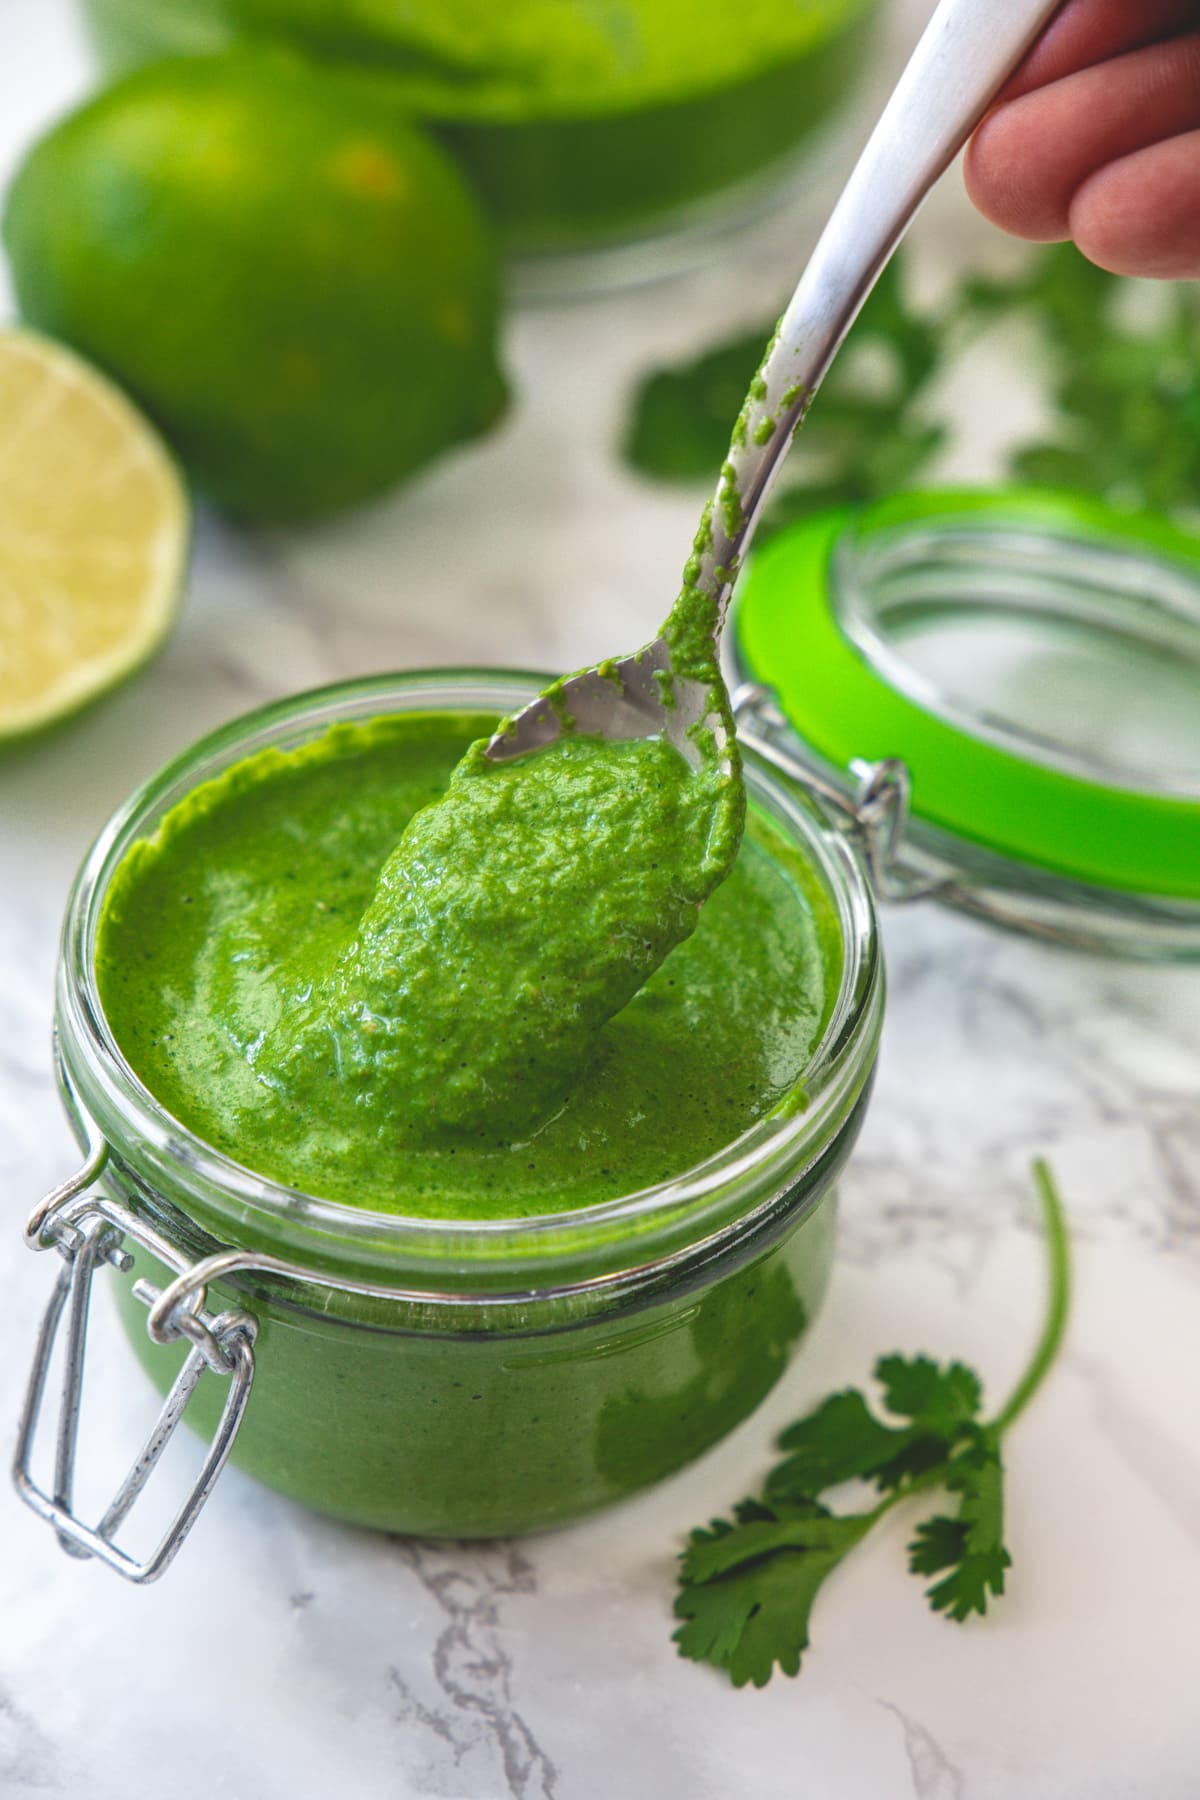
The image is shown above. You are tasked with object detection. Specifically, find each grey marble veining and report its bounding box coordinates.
[2,4,1200,1798]
[384,1540,559,1798]
[879,1701,965,1800]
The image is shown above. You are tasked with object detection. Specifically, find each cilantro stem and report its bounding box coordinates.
[868,1461,953,1524]
[991,1161,1071,1436]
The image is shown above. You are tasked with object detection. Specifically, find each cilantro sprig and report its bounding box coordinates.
[624,257,945,514]
[960,248,1200,518]
[673,1162,1070,1688]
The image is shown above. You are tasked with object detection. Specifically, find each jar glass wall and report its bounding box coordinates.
[46,670,882,1539]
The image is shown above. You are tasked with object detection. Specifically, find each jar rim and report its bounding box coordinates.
[55,668,882,1290]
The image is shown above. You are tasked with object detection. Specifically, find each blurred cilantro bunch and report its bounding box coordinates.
[625,244,1200,533]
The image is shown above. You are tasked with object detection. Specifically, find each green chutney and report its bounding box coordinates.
[97,709,829,1220]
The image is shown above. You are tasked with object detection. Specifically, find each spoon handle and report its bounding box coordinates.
[680,0,1066,637]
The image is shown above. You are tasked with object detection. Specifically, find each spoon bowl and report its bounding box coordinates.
[488,642,731,773]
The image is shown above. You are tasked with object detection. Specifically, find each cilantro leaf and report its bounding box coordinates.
[906,1514,969,1579]
[766,1389,929,1503]
[909,1429,1011,1622]
[681,1497,847,1586]
[674,1501,876,1688]
[766,1356,983,1506]
[768,1389,919,1493]
[875,1354,983,1438]
[624,327,764,481]
[973,243,1200,518]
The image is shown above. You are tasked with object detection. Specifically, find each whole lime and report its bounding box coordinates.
[3,52,507,521]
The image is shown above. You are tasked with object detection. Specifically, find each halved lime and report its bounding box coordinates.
[0,330,188,741]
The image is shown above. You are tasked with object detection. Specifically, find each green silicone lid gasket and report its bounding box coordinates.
[733,489,1200,900]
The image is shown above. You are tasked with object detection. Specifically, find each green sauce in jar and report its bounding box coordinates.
[54,675,879,1538]
[96,709,830,1219]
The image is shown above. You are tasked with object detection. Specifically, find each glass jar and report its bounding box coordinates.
[77,0,234,65]
[15,669,882,1581]
[74,0,878,293]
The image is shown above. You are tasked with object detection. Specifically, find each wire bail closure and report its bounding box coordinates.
[732,681,947,902]
[15,1055,561,1583]
[15,1150,258,1584]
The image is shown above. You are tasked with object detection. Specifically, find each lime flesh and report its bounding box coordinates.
[0,330,188,741]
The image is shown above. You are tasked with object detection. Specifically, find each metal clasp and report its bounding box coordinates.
[15,1157,258,1584]
[732,681,951,903]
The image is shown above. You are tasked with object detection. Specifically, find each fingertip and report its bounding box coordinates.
[963,107,1074,242]
[965,38,1200,252]
[1069,131,1200,278]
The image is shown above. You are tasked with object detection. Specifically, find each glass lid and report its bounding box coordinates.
[731,488,1200,958]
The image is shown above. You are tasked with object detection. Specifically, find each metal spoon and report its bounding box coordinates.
[487,0,1065,773]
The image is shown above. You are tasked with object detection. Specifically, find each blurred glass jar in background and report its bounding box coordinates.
[79,0,233,62]
[77,0,880,289]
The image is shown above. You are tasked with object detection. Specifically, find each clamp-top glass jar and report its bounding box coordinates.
[18,492,1200,1581]
[16,669,883,1580]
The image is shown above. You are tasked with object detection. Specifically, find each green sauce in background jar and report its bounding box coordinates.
[75,0,878,266]
[77,0,235,64]
[30,671,881,1562]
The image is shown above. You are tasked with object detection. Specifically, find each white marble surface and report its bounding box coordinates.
[3,5,1200,1797]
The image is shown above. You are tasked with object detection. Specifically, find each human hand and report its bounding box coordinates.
[965,0,1200,278]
